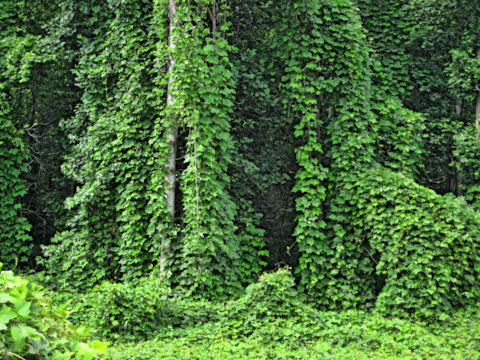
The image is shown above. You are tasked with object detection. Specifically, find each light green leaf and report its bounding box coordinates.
[90,340,108,353]
[0,293,16,303]
[0,306,17,324]
[14,301,31,317]
[11,325,26,352]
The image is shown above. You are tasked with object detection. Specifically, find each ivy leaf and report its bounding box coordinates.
[14,301,31,317]
[0,306,17,324]
[0,293,16,303]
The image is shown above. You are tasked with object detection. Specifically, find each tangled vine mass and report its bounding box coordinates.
[1,0,480,319]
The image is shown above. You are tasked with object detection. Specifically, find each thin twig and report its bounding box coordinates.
[7,352,28,360]
[363,247,378,265]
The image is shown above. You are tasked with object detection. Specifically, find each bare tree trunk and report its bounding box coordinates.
[160,0,179,276]
[476,48,480,142]
[455,101,462,117]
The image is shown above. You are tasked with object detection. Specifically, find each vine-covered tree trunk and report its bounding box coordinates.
[476,48,480,141]
[160,0,179,275]
[0,105,32,266]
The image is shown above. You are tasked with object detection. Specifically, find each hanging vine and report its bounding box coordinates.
[166,0,265,297]
[0,1,35,268]
[0,98,32,267]
[40,0,174,288]
[274,0,377,307]
[277,0,430,310]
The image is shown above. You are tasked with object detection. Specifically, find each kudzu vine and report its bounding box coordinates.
[41,0,174,287]
[275,0,378,307]
[40,0,266,295]
[1,0,479,318]
[167,0,266,297]
[0,1,33,268]
[0,98,32,267]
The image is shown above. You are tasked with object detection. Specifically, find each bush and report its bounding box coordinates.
[0,262,108,359]
[50,276,184,341]
[345,166,480,317]
[50,268,312,341]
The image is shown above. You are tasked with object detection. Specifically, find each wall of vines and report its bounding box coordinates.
[40,0,173,288]
[2,0,480,318]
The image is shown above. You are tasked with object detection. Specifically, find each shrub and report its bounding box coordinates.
[49,276,181,341]
[344,166,480,317]
[0,262,108,359]
[54,268,325,345]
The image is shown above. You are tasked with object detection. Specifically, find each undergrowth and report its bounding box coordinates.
[0,262,108,360]
[42,268,480,360]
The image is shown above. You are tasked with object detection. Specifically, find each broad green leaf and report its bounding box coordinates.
[11,325,26,352]
[90,340,108,353]
[0,306,17,324]
[14,301,31,317]
[0,293,15,303]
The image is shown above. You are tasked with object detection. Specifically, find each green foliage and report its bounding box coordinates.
[371,97,425,173]
[109,310,480,360]
[50,268,304,341]
[408,0,480,196]
[275,0,378,306]
[0,262,108,359]
[0,0,81,268]
[111,331,480,360]
[268,0,430,312]
[0,100,32,267]
[37,0,268,294]
[39,0,174,288]
[359,0,417,99]
[3,0,480,331]
[339,166,480,317]
[237,268,305,320]
[2,21,77,263]
[455,125,480,203]
[50,277,171,341]
[446,49,480,103]
[0,1,34,268]
[167,0,266,297]
[227,1,298,269]
[52,269,480,359]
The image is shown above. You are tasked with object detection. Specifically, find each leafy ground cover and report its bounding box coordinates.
[44,269,480,360]
[105,310,480,359]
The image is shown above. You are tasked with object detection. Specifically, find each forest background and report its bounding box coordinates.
[1,0,480,359]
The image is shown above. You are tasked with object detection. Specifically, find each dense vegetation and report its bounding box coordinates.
[1,0,480,358]
[0,262,108,359]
